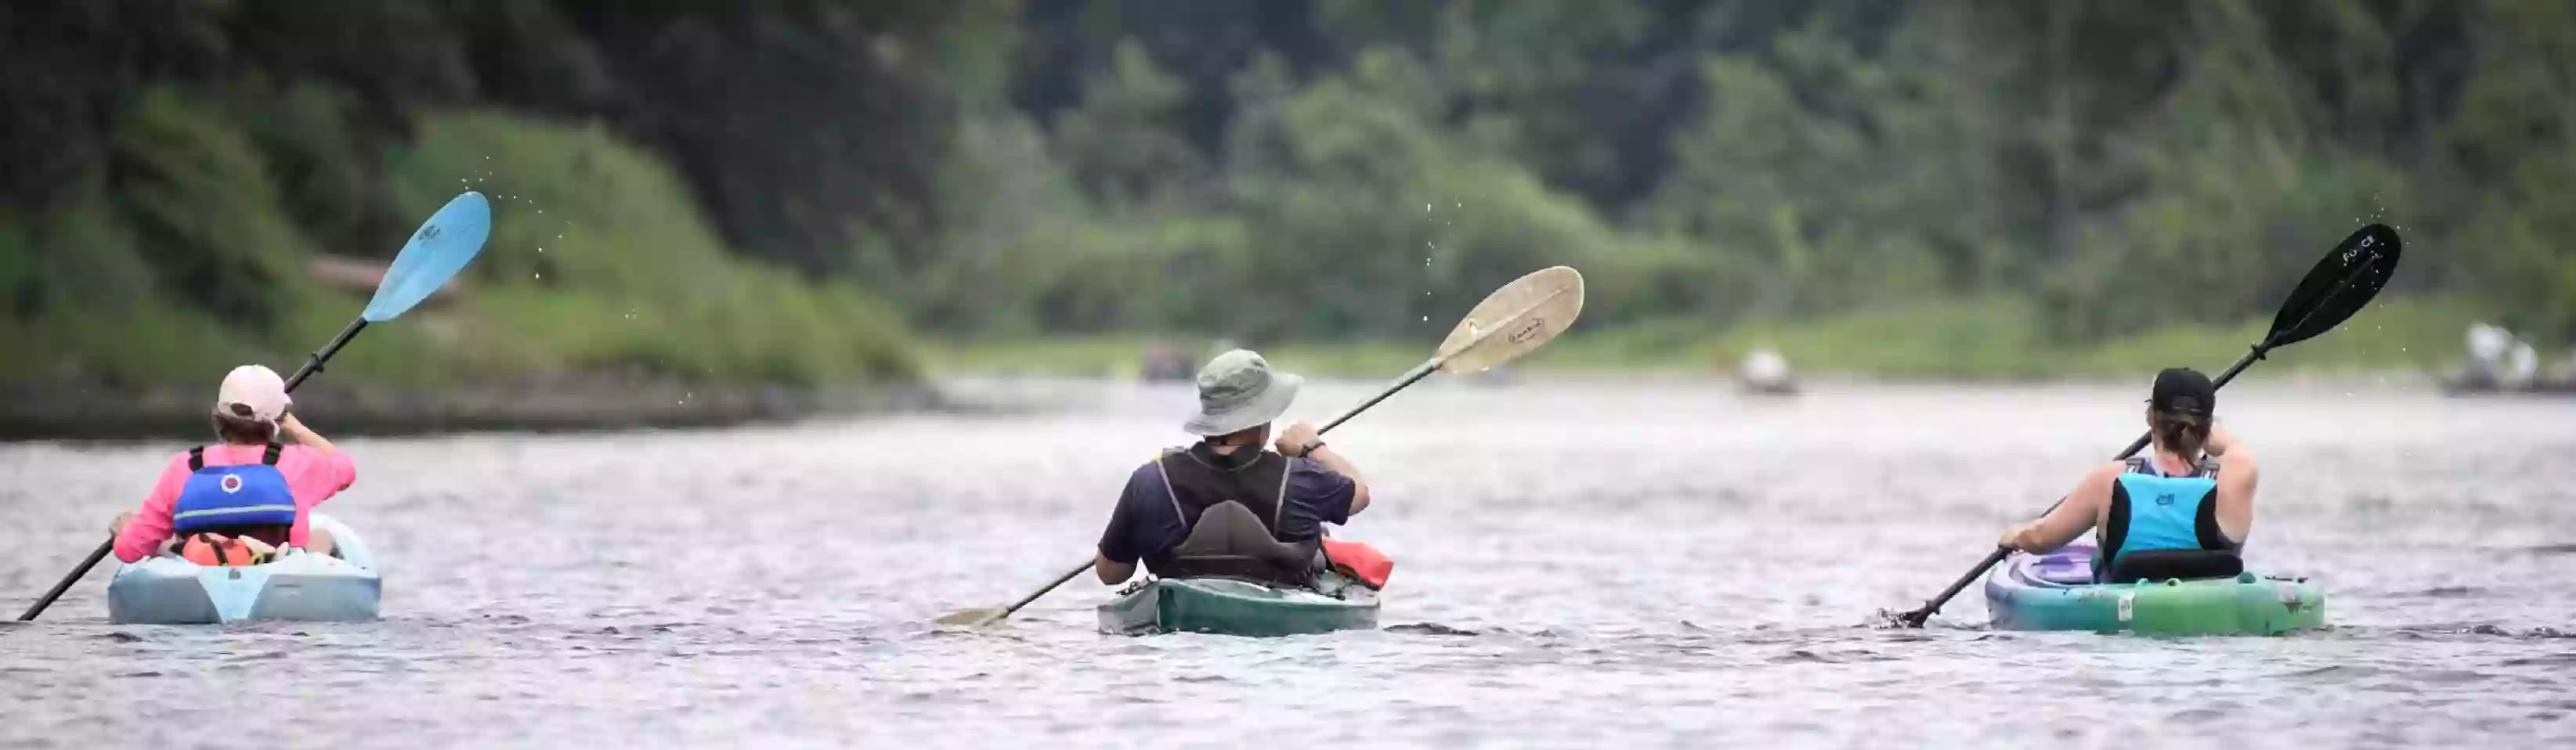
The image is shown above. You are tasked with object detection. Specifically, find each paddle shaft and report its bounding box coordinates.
[16,316,375,622]
[976,561,1095,624]
[285,319,369,391]
[1320,361,1436,434]
[15,540,112,621]
[1900,250,2387,625]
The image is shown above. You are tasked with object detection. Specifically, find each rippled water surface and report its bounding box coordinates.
[5,380,2574,748]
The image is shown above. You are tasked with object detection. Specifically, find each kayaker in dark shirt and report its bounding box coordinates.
[1094,349,1373,586]
[2000,368,2261,582]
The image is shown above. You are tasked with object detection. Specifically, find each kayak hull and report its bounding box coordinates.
[106,513,382,625]
[1098,575,1378,637]
[1984,543,2324,636]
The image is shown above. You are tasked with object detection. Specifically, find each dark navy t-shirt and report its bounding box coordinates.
[1096,451,1357,566]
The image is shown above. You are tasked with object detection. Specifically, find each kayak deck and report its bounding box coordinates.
[1098,575,1378,637]
[1984,543,2324,636]
[106,513,382,625]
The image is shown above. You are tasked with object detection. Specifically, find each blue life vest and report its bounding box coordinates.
[2097,455,2235,578]
[171,444,297,534]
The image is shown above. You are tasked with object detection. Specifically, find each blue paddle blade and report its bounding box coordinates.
[362,192,493,322]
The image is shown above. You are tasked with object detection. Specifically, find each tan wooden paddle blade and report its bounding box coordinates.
[1433,266,1585,373]
[934,608,1006,627]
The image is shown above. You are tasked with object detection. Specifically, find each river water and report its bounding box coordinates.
[2,379,2571,748]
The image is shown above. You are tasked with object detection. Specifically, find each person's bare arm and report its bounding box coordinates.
[2212,432,2257,544]
[280,413,338,454]
[1093,551,1136,585]
[2002,463,2119,553]
[1276,422,1370,515]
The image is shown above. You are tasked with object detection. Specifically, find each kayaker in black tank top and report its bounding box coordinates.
[1094,350,1373,586]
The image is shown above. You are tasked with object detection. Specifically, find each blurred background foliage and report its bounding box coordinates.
[2,0,2568,388]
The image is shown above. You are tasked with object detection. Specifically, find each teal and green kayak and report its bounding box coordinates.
[1098,574,1378,637]
[1984,542,2325,635]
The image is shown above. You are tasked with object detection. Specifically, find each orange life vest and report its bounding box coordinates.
[180,534,275,568]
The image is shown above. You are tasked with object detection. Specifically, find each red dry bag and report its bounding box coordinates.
[1319,538,1394,590]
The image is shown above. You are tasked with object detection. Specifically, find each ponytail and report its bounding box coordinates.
[2152,411,2209,458]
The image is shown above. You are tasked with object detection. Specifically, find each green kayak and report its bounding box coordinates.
[1098,574,1379,636]
[1985,543,2325,635]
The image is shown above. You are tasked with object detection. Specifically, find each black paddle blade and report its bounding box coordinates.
[2267,224,2401,348]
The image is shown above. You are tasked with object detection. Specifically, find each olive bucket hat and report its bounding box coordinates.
[1181,349,1303,436]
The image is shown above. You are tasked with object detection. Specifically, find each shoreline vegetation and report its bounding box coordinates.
[5,292,2486,442]
[925,294,2492,381]
[11,4,2574,439]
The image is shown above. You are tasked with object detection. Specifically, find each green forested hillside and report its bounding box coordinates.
[3,0,2569,391]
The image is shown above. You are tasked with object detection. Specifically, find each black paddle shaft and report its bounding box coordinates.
[285,319,370,392]
[15,540,111,621]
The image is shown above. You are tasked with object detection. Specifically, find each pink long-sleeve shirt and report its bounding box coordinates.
[114,443,357,563]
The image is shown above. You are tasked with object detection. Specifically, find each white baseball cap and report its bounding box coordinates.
[215,365,291,421]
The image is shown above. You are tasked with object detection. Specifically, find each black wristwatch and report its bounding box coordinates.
[1299,439,1326,456]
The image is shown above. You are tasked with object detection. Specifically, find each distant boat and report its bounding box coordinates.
[2442,323,2568,395]
[1140,344,1194,383]
[1736,348,1798,395]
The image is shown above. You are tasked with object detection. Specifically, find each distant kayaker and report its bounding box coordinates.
[107,365,356,566]
[1999,368,2260,582]
[1094,349,1381,587]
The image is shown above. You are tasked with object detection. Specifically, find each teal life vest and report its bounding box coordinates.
[2096,455,2238,582]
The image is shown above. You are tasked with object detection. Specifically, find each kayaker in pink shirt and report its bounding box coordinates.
[108,365,356,564]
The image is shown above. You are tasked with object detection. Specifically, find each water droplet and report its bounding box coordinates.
[533,272,544,279]
[1454,202,1461,208]
[1421,316,1429,322]
[1425,203,1433,211]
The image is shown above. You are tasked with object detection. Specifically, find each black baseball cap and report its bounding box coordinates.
[2150,367,2216,416]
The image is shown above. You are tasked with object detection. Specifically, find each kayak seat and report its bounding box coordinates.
[2025,553,2096,586]
[2101,549,2244,584]
[1158,501,1319,587]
